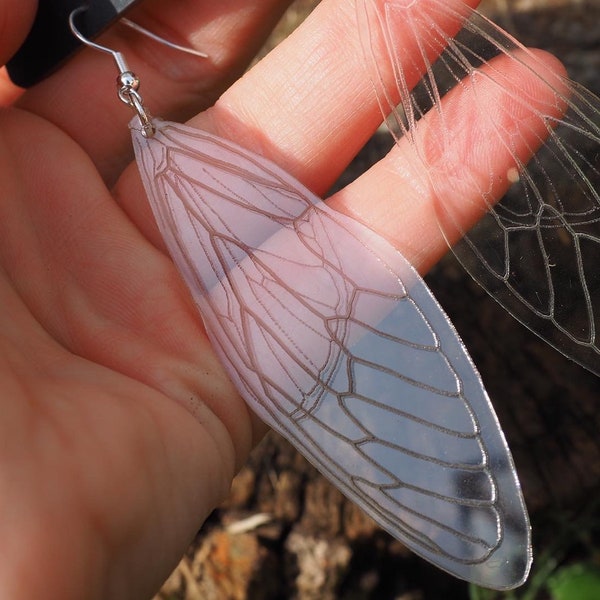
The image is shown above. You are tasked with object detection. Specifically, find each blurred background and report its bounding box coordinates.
[156,1,600,598]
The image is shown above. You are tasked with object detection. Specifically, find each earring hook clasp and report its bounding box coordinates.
[68,6,207,138]
[69,7,132,74]
[69,6,155,136]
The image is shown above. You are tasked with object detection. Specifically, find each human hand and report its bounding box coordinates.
[0,0,562,598]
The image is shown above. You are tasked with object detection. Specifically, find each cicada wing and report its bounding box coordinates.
[132,119,530,589]
[358,0,600,375]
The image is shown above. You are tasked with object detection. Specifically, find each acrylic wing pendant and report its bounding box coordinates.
[358,0,600,375]
[132,118,530,589]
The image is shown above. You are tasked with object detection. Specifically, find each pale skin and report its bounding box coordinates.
[0,0,563,598]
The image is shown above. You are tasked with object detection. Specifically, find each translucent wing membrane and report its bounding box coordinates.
[132,119,530,588]
[358,0,600,375]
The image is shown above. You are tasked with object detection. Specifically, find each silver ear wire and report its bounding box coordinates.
[69,7,131,72]
[68,6,207,138]
[120,19,208,59]
[69,6,155,137]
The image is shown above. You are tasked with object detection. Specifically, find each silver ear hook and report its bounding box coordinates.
[69,7,131,72]
[69,6,154,137]
[120,19,208,59]
[68,6,207,138]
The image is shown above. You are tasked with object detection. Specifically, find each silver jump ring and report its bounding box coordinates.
[120,87,155,138]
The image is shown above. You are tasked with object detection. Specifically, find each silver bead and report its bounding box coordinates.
[117,71,140,92]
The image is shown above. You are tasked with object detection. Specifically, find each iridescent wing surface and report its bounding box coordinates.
[358,0,600,375]
[132,119,530,588]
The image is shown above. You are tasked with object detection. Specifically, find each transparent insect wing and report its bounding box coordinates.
[358,0,600,375]
[132,119,531,589]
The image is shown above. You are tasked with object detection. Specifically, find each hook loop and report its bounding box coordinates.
[69,6,155,137]
[69,5,207,138]
[118,72,156,137]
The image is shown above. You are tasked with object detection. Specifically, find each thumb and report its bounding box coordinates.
[0,0,37,104]
[0,0,37,66]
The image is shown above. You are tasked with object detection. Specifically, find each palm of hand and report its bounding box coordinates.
[0,102,258,592]
[0,2,280,597]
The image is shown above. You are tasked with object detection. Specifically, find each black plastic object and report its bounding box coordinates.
[7,0,141,87]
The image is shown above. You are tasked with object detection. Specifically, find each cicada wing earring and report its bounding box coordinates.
[70,7,532,589]
[357,0,600,375]
[132,119,531,589]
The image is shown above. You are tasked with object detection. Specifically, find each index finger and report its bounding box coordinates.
[192,0,565,272]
